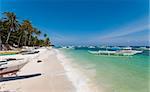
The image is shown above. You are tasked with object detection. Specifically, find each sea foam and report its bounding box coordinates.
[54,49,94,92]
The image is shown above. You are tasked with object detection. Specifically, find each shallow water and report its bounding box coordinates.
[60,48,149,92]
[0,54,16,56]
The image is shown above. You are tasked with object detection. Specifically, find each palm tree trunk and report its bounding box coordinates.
[6,31,11,44]
[18,35,22,47]
[24,31,28,46]
[24,34,27,46]
[28,34,32,46]
[0,35,2,51]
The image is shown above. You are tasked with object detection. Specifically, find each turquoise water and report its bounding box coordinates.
[60,49,149,92]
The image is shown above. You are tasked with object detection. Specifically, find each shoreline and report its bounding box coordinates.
[55,49,103,92]
[0,48,75,92]
[0,47,105,92]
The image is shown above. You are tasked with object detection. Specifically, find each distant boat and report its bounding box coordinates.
[61,46,74,49]
[0,59,28,76]
[61,46,67,49]
[89,50,116,55]
[88,47,143,56]
[116,50,143,56]
[110,46,121,50]
[136,47,150,51]
[68,46,75,49]
[121,46,132,50]
[88,46,95,48]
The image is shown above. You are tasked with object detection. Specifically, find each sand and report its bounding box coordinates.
[0,48,75,92]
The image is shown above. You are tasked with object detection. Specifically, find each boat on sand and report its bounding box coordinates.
[0,59,28,77]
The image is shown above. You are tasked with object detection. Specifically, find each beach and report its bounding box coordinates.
[0,47,149,92]
[0,48,75,92]
[0,0,148,92]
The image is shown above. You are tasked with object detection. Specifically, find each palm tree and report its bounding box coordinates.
[21,20,32,46]
[0,12,52,48]
[33,30,41,46]
[45,37,50,46]
[44,33,47,38]
[32,36,38,46]
[3,12,19,44]
[35,30,41,36]
[0,19,7,50]
[0,20,3,50]
[43,33,51,46]
[28,27,35,46]
[17,24,24,47]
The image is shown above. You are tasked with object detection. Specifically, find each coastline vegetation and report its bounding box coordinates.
[0,12,51,50]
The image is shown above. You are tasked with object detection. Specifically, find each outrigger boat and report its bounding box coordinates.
[19,50,39,55]
[0,58,28,77]
[88,47,143,56]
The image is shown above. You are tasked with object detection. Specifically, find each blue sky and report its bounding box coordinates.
[1,0,149,46]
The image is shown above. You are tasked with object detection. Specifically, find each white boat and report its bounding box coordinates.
[88,50,116,55]
[61,46,74,49]
[68,46,75,49]
[88,49,143,56]
[88,46,95,48]
[138,47,150,51]
[110,46,121,50]
[121,46,132,50]
[119,47,143,54]
[116,50,142,56]
[0,59,28,76]
[62,46,67,49]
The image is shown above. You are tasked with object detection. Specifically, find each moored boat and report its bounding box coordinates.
[88,47,143,56]
[88,50,116,55]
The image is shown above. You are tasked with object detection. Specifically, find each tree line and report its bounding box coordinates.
[0,12,51,50]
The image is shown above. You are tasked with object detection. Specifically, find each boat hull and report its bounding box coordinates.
[0,60,28,75]
[88,50,142,56]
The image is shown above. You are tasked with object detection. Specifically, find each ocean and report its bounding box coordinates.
[57,47,149,92]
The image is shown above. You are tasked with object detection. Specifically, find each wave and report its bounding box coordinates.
[54,49,99,92]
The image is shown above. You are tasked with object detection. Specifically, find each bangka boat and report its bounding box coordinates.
[88,47,143,56]
[88,46,95,48]
[68,46,75,49]
[0,59,28,76]
[88,50,117,55]
[135,47,150,51]
[20,50,39,55]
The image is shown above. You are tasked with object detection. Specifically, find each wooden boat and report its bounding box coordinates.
[0,59,28,76]
[88,49,143,56]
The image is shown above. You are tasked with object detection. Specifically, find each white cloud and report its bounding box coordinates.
[95,17,149,40]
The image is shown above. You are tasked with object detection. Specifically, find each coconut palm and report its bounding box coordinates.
[3,12,19,44]
[0,12,51,48]
[32,30,41,46]
[17,24,25,47]
[21,20,32,46]
[44,33,47,38]
[45,37,50,46]
[0,20,7,50]
[35,30,41,36]
[0,20,3,50]
[28,27,35,46]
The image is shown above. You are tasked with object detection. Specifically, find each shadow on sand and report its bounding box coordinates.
[0,73,41,82]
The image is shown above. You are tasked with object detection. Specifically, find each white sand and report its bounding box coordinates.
[0,48,75,92]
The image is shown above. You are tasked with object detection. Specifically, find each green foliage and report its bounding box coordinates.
[0,12,51,48]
